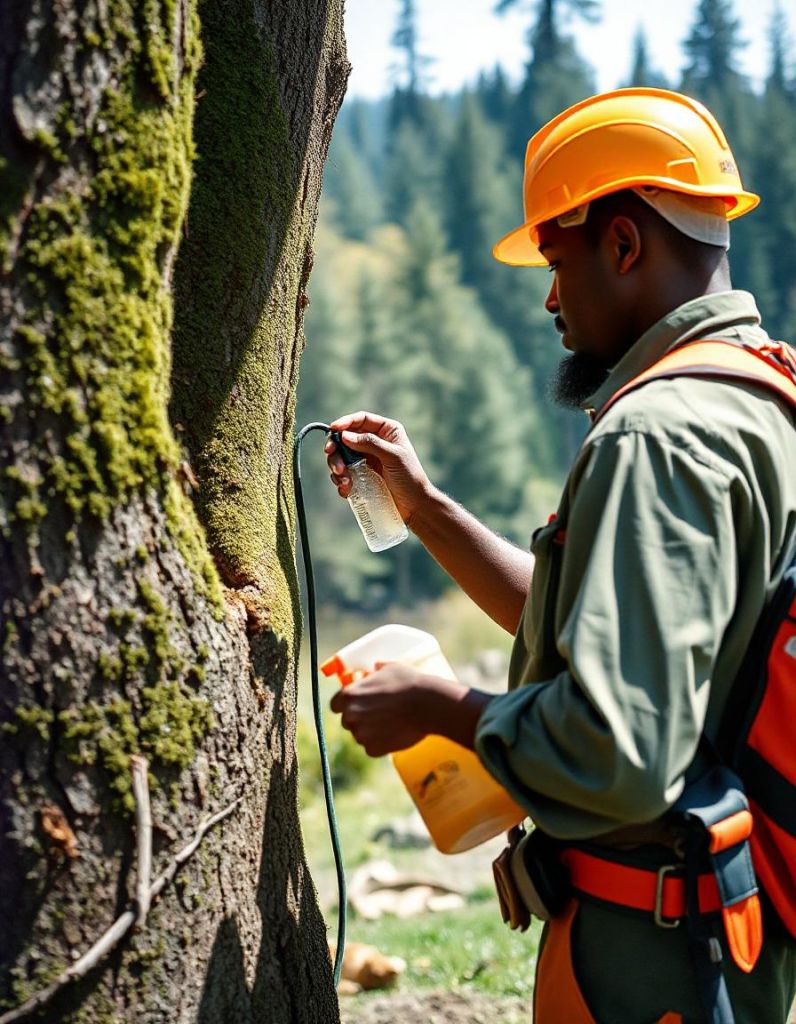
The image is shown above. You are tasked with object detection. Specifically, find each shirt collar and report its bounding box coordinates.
[581,290,763,417]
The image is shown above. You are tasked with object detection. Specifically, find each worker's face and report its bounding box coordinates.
[537,217,637,406]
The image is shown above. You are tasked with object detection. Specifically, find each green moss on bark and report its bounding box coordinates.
[8,706,55,740]
[60,678,213,814]
[3,0,220,606]
[44,570,215,813]
[170,1,298,631]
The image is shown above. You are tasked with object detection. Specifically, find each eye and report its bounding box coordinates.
[547,262,558,273]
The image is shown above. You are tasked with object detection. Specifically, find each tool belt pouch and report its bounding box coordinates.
[493,825,570,930]
[493,826,531,931]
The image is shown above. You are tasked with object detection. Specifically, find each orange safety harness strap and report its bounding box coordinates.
[533,900,599,1024]
[591,339,796,428]
[560,848,723,922]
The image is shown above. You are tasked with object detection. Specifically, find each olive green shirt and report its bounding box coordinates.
[475,291,796,839]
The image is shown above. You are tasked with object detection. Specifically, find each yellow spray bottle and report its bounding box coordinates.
[321,624,526,854]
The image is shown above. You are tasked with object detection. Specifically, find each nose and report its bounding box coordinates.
[545,276,559,314]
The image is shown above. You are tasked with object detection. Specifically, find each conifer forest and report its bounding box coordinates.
[298,0,796,610]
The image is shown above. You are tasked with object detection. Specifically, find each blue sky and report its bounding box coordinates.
[343,0,794,99]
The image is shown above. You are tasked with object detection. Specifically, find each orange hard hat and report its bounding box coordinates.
[493,87,760,267]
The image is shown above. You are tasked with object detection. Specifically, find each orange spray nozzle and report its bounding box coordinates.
[319,655,369,687]
[320,655,344,678]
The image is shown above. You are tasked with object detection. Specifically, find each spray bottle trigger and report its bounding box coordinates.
[320,655,344,678]
[319,655,369,687]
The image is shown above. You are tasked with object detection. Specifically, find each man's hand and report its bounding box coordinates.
[329,663,428,756]
[325,411,433,526]
[324,409,533,635]
[329,664,494,757]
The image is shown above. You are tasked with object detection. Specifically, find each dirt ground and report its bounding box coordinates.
[340,991,796,1024]
[339,990,530,1024]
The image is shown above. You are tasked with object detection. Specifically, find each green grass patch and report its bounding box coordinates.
[339,902,540,999]
[299,752,417,876]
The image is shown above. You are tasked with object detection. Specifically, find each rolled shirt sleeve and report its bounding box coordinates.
[475,425,740,839]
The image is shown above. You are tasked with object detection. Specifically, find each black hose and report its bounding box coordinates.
[293,422,347,987]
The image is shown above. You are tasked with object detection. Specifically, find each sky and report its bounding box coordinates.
[343,0,794,100]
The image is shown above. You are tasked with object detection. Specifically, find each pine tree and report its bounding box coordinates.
[298,200,549,605]
[297,221,361,423]
[365,271,427,426]
[442,91,578,474]
[443,92,516,288]
[383,108,450,227]
[323,132,383,240]
[382,0,451,228]
[296,226,396,608]
[682,0,745,88]
[753,4,796,339]
[393,200,540,538]
[680,0,751,141]
[475,65,514,127]
[389,0,435,132]
[626,26,669,88]
[765,1,792,92]
[343,98,386,180]
[495,0,599,152]
[679,0,761,303]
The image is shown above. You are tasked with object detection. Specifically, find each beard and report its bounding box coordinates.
[547,352,610,409]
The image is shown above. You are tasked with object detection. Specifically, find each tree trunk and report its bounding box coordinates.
[0,0,348,1020]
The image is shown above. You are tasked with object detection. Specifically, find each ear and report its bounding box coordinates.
[607,216,642,274]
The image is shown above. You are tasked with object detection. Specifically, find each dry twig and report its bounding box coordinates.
[131,755,152,926]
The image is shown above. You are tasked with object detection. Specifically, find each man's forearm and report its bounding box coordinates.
[424,675,495,750]
[408,485,533,634]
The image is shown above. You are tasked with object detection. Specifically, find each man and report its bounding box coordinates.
[325,89,796,1022]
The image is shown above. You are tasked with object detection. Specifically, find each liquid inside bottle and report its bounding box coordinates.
[390,646,526,853]
[346,460,408,552]
[321,625,526,853]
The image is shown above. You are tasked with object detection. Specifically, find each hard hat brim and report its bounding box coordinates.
[492,186,760,268]
[492,224,547,267]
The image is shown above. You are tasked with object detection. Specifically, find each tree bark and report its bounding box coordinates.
[0,0,348,1020]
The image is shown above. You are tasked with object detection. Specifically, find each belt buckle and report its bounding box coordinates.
[654,864,681,929]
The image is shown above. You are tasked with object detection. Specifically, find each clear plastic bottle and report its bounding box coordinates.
[329,431,408,552]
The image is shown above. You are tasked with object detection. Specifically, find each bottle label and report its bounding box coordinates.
[350,496,378,543]
[412,760,469,809]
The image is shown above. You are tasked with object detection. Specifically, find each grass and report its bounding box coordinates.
[296,591,541,1000]
[343,902,540,998]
